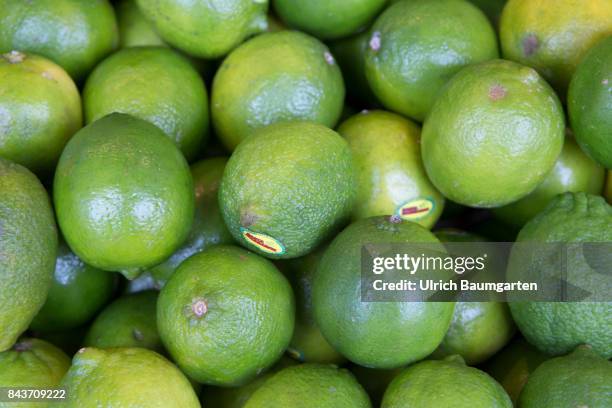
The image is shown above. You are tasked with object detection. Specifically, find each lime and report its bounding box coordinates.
[568,36,612,168]
[244,364,371,408]
[272,0,386,40]
[116,0,165,48]
[157,245,294,386]
[0,158,57,351]
[30,241,117,332]
[338,110,444,229]
[0,51,81,176]
[0,0,118,80]
[53,113,194,279]
[219,122,355,259]
[365,0,498,121]
[211,31,344,150]
[56,347,199,407]
[136,0,268,59]
[494,136,605,226]
[422,59,565,207]
[500,0,612,94]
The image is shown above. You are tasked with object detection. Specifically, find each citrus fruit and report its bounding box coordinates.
[84,46,208,161]
[365,0,498,121]
[136,0,268,59]
[219,122,355,259]
[53,113,194,279]
[272,0,386,40]
[312,216,455,368]
[157,245,294,386]
[500,0,612,94]
[349,365,404,407]
[244,364,371,408]
[338,110,444,229]
[84,291,162,353]
[282,246,345,364]
[483,337,549,404]
[421,59,565,207]
[494,136,605,226]
[568,36,612,168]
[0,338,70,404]
[0,51,81,176]
[507,192,612,358]
[116,0,165,48]
[0,0,118,80]
[0,158,57,352]
[29,241,117,332]
[519,345,612,408]
[381,355,512,407]
[56,347,200,408]
[211,31,344,150]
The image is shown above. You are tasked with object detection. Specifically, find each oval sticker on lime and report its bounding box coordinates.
[240,227,286,255]
[396,198,435,221]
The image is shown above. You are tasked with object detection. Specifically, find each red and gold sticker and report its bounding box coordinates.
[240,228,286,255]
[396,198,435,221]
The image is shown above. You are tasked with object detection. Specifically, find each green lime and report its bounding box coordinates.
[507,192,612,358]
[136,0,268,59]
[0,51,81,176]
[519,345,612,408]
[349,365,404,407]
[157,245,294,386]
[494,136,605,226]
[381,356,512,407]
[30,241,117,332]
[84,47,208,161]
[219,122,355,259]
[282,246,345,364]
[312,217,455,368]
[244,364,371,408]
[84,291,162,353]
[116,0,165,48]
[483,337,549,404]
[0,0,118,80]
[422,59,565,207]
[568,36,612,168]
[500,0,612,95]
[338,110,444,229]
[273,0,386,40]
[0,159,57,351]
[0,338,70,407]
[211,31,344,150]
[56,347,199,407]
[53,113,194,279]
[365,0,498,121]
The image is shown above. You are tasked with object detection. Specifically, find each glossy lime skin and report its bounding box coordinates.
[244,364,371,408]
[0,52,82,176]
[273,0,386,40]
[338,110,444,229]
[136,0,268,59]
[0,0,118,80]
[212,31,345,150]
[0,338,70,407]
[116,0,165,48]
[84,47,208,161]
[507,193,612,358]
[158,245,294,386]
[30,242,117,332]
[0,159,57,352]
[500,0,612,95]
[422,59,565,208]
[494,137,605,227]
[84,291,162,353]
[568,36,612,169]
[365,0,498,122]
[519,346,612,408]
[56,347,200,408]
[53,113,194,279]
[219,122,355,259]
[382,356,512,408]
[313,217,455,368]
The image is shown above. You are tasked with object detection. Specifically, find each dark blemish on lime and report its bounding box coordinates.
[489,84,506,101]
[523,34,539,57]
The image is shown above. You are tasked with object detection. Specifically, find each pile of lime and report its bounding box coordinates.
[0,0,610,407]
